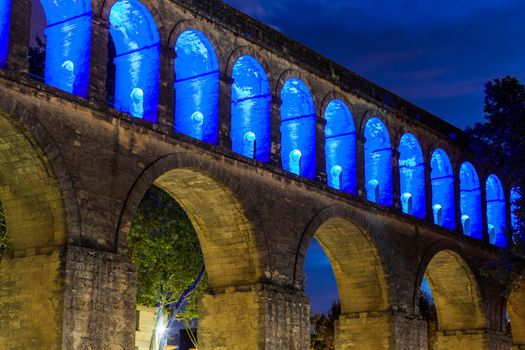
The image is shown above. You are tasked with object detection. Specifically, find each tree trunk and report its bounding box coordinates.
[149,304,164,350]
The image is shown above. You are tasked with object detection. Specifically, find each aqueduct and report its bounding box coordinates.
[0,0,523,349]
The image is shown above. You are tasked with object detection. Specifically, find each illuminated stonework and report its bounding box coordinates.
[0,1,521,349]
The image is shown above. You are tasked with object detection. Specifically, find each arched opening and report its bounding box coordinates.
[459,162,482,240]
[0,110,66,348]
[431,149,455,230]
[280,78,316,179]
[108,0,159,122]
[0,0,11,67]
[419,250,486,349]
[508,282,525,348]
[510,186,522,231]
[231,55,271,161]
[303,217,391,349]
[398,133,426,218]
[28,0,91,96]
[123,167,267,350]
[364,117,393,206]
[486,174,507,247]
[175,29,219,144]
[305,238,340,349]
[324,99,356,193]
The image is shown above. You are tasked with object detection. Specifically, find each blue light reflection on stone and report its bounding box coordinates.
[280,78,316,179]
[175,29,219,143]
[364,117,393,206]
[430,149,456,230]
[510,187,521,231]
[38,0,92,96]
[486,174,507,247]
[231,55,271,161]
[0,0,11,67]
[324,99,356,194]
[459,162,483,240]
[109,0,159,122]
[398,133,426,218]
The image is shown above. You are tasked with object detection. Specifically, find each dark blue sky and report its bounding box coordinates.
[224,0,525,128]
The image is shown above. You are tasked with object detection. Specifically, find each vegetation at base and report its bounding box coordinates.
[467,76,525,293]
[310,301,340,350]
[0,201,6,257]
[127,186,207,350]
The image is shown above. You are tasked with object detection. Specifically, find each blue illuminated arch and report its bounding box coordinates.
[34,0,92,96]
[511,187,521,231]
[280,78,316,179]
[0,0,11,67]
[486,174,507,247]
[109,0,160,122]
[398,133,426,218]
[175,29,219,143]
[430,149,455,230]
[459,162,482,240]
[231,55,271,161]
[324,100,356,194]
[364,117,393,206]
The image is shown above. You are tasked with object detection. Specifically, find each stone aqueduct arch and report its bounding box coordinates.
[0,0,523,349]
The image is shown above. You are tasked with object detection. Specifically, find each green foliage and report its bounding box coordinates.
[467,76,525,292]
[28,36,46,82]
[127,186,208,322]
[0,201,6,257]
[310,301,340,350]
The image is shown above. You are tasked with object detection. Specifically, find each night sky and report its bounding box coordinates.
[224,0,525,129]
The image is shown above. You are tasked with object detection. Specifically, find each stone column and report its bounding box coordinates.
[218,72,233,150]
[7,0,31,73]
[335,311,428,350]
[270,95,283,168]
[199,284,310,350]
[88,17,109,106]
[392,149,401,210]
[481,179,489,243]
[61,246,137,350]
[316,116,327,184]
[356,134,366,200]
[158,44,175,130]
[425,165,434,224]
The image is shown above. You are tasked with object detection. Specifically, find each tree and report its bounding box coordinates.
[27,36,46,82]
[127,186,207,350]
[310,301,341,350]
[467,76,525,292]
[0,201,7,257]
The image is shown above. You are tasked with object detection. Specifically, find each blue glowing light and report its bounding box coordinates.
[486,174,507,247]
[231,55,271,161]
[0,0,11,68]
[324,100,356,194]
[510,187,521,231]
[175,29,219,143]
[430,149,456,230]
[109,0,159,122]
[364,117,393,206]
[459,162,482,240]
[280,78,316,179]
[398,133,426,218]
[37,0,92,96]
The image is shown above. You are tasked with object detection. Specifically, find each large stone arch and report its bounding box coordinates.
[0,109,68,349]
[116,152,297,350]
[416,243,488,349]
[295,205,397,350]
[508,282,525,348]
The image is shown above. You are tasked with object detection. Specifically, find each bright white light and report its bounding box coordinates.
[156,323,166,336]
